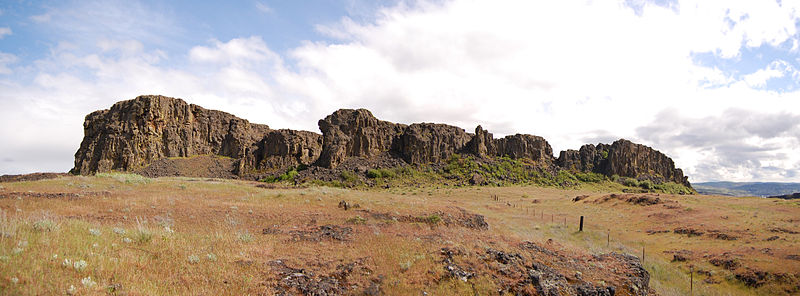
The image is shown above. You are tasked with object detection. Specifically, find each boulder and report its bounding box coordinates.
[317,109,405,168]
[397,123,471,164]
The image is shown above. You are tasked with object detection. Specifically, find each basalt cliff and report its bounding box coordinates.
[72,95,692,189]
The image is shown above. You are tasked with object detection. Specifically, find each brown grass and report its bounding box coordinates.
[0,174,798,295]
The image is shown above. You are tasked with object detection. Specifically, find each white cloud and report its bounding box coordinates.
[0,27,11,39]
[743,60,795,87]
[30,13,52,23]
[0,52,18,74]
[255,1,273,14]
[4,0,800,183]
[28,1,181,51]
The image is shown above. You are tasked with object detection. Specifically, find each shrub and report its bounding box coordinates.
[574,172,605,183]
[638,179,655,190]
[206,253,217,261]
[379,168,396,178]
[33,219,57,232]
[340,171,360,186]
[366,169,382,179]
[134,218,152,244]
[420,214,442,225]
[261,167,299,183]
[620,177,639,187]
[346,216,367,224]
[187,255,200,264]
[366,168,397,179]
[237,231,254,243]
[653,182,694,195]
[555,171,578,187]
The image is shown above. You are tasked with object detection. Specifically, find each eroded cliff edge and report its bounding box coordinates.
[72,95,691,189]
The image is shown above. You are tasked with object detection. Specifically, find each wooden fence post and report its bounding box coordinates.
[642,245,645,263]
[690,265,693,295]
[579,216,584,232]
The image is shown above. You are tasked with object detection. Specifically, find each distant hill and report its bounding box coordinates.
[694,181,800,197]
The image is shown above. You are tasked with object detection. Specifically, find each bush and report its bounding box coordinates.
[554,171,578,187]
[346,216,367,224]
[620,177,639,187]
[367,168,397,179]
[419,214,442,225]
[366,169,382,179]
[260,167,299,183]
[574,172,605,183]
[653,182,694,195]
[638,179,655,190]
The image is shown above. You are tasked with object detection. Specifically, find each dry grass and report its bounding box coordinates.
[0,173,797,295]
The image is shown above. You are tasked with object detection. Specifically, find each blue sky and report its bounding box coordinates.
[1,0,800,182]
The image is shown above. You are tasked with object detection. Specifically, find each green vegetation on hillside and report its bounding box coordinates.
[281,154,693,194]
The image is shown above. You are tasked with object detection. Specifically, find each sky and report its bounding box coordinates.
[1,0,800,183]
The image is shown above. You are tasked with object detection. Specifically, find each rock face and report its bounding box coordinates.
[557,139,690,187]
[465,125,497,157]
[495,134,554,165]
[72,95,269,175]
[397,123,472,164]
[316,109,405,169]
[556,144,600,172]
[72,95,692,189]
[257,129,323,171]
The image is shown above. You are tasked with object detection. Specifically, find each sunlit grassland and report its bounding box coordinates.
[0,173,797,295]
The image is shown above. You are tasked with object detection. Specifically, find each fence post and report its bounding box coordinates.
[642,245,645,263]
[607,230,610,247]
[690,265,693,295]
[579,216,584,232]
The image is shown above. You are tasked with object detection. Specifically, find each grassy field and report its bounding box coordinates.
[0,174,798,295]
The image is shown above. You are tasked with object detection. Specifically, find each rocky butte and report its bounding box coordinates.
[72,95,692,189]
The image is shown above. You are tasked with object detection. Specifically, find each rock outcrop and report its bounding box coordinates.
[557,139,690,188]
[257,129,323,171]
[316,109,405,169]
[495,134,554,165]
[397,123,472,164]
[72,95,269,175]
[465,125,497,157]
[72,95,692,189]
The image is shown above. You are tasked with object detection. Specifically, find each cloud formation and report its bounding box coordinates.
[637,109,800,181]
[1,0,800,183]
[0,27,11,39]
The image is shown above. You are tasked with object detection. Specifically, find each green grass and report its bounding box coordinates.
[95,172,151,184]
